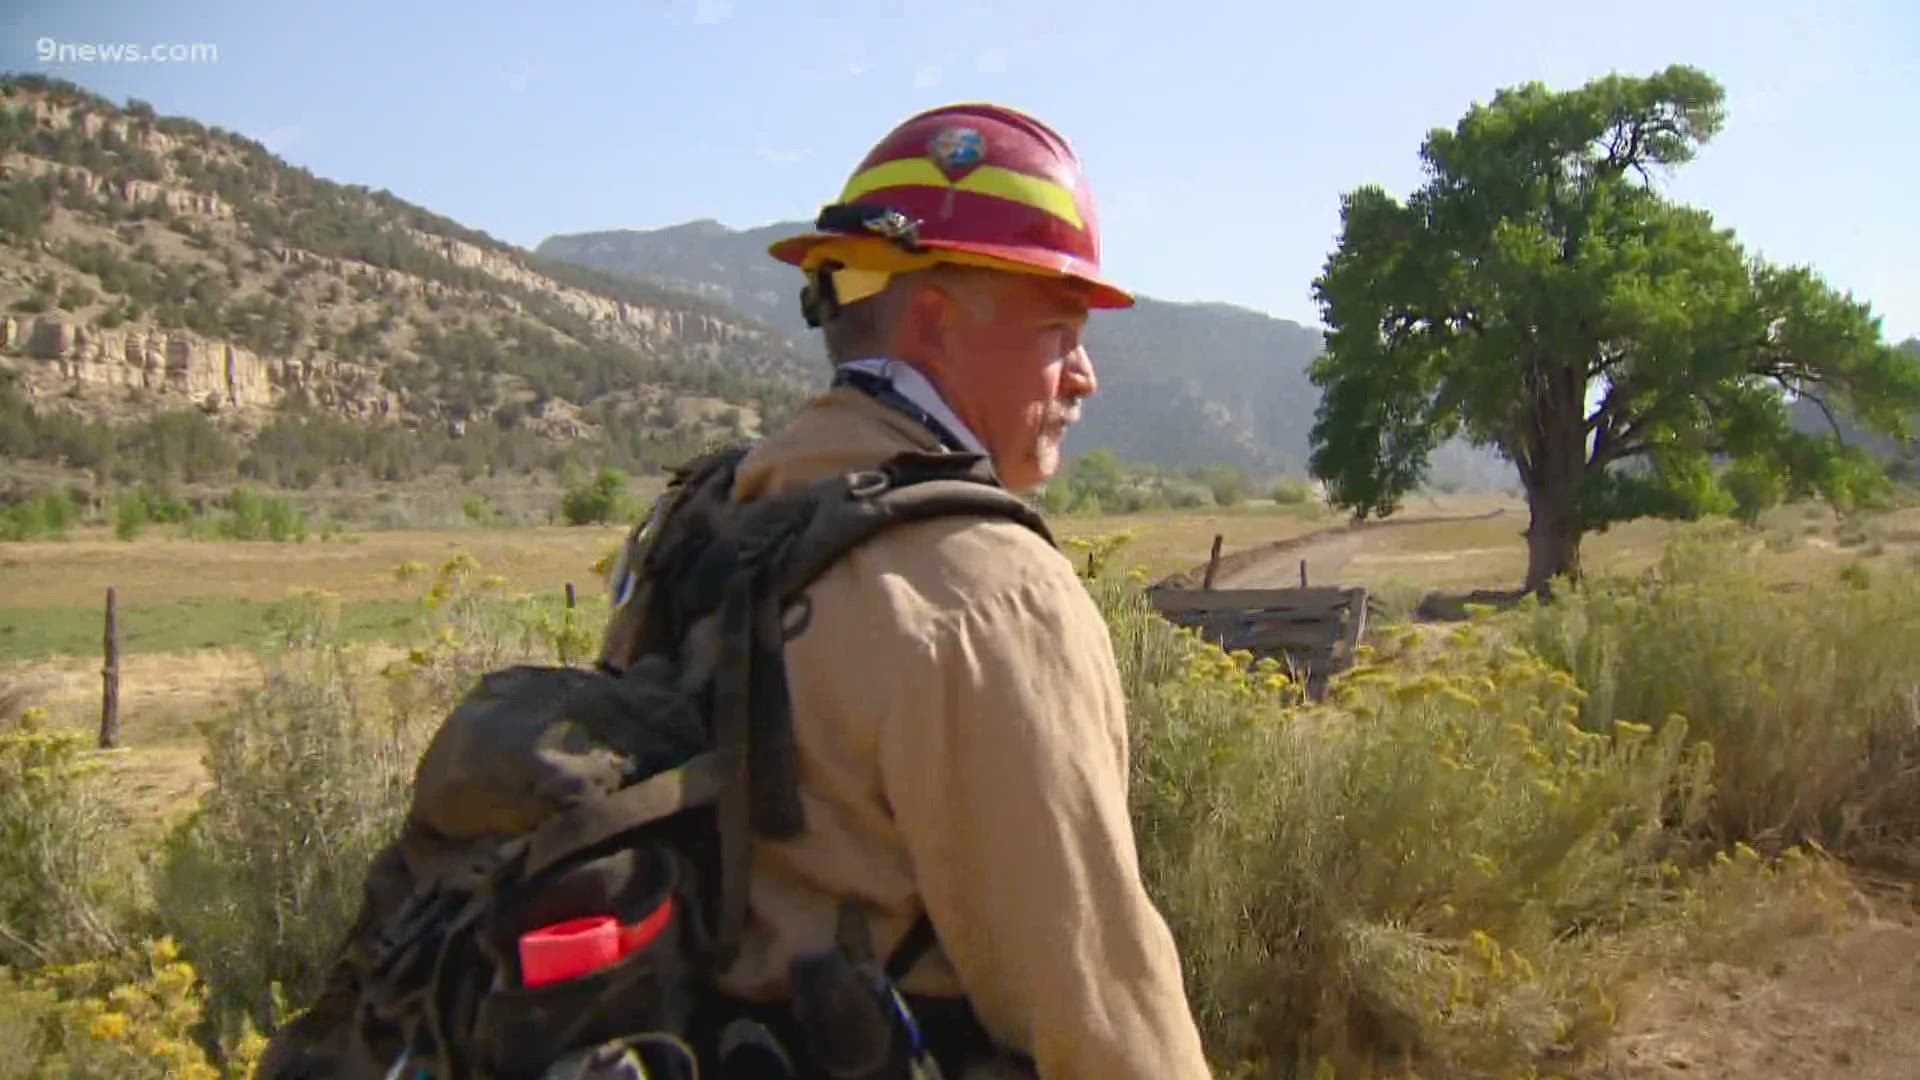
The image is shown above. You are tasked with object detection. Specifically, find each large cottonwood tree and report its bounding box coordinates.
[1308,65,1920,591]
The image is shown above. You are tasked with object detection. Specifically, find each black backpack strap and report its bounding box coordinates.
[884,911,938,983]
[522,751,729,879]
[712,568,758,969]
[773,450,1053,599]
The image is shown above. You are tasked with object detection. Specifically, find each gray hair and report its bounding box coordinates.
[820,265,1004,365]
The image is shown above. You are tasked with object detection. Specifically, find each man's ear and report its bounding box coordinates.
[895,279,954,372]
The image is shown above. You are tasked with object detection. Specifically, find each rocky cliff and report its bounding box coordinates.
[2,314,395,418]
[0,75,816,461]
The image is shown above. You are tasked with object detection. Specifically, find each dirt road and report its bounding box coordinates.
[1190,508,1517,590]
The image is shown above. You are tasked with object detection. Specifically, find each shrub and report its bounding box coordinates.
[0,937,259,1079]
[561,466,633,525]
[1068,489,1103,516]
[1199,465,1245,507]
[0,495,79,541]
[1102,584,1706,1074]
[1271,477,1313,505]
[460,492,497,527]
[0,711,126,968]
[1035,481,1076,516]
[1163,482,1210,510]
[214,488,307,542]
[1519,523,1920,858]
[112,492,147,540]
[1090,535,1846,1078]
[56,282,95,311]
[141,486,192,524]
[155,594,429,1033]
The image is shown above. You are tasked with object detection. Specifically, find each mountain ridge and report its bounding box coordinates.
[537,220,1331,473]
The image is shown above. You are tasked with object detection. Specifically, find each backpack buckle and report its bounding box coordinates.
[846,470,891,499]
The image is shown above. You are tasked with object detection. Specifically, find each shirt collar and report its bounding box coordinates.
[839,358,990,458]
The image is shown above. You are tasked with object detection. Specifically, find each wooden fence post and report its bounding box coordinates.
[1201,534,1224,590]
[1300,559,1308,589]
[99,586,120,750]
[565,581,576,609]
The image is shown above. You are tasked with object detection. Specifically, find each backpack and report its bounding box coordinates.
[261,443,1053,1080]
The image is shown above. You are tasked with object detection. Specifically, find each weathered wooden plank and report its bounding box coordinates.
[1240,624,1347,650]
[1175,609,1342,630]
[1170,614,1346,648]
[1180,616,1343,641]
[1151,586,1359,614]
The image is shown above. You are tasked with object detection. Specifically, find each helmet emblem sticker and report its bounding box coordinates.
[927,127,985,173]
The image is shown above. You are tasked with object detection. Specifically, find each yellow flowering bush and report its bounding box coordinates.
[0,939,259,1079]
[1094,572,1840,1079]
[1062,527,1142,580]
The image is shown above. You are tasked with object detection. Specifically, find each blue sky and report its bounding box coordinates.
[3,0,1916,340]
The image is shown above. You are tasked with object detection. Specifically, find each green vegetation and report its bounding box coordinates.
[0,480,324,548]
[1,531,1908,1076]
[560,465,637,525]
[198,487,306,542]
[111,485,193,541]
[0,491,84,540]
[1309,65,1920,591]
[1519,524,1920,853]
[1038,447,1310,516]
[155,595,424,1035]
[1270,477,1313,505]
[1105,525,1907,1076]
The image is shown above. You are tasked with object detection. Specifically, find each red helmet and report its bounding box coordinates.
[768,102,1132,310]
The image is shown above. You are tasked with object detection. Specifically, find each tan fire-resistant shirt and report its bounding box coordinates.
[716,386,1211,1079]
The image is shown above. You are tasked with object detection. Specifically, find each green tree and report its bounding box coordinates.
[1309,66,1920,592]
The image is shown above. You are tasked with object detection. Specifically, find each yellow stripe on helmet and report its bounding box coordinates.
[838,158,1084,230]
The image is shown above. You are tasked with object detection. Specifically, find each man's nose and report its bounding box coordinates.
[1063,345,1098,399]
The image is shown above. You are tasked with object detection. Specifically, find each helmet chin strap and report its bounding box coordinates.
[800,265,840,329]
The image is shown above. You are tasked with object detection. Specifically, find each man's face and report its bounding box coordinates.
[913,272,1098,494]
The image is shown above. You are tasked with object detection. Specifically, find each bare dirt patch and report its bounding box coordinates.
[1586,893,1920,1080]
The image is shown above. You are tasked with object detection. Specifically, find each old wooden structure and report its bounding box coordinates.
[1148,535,1374,698]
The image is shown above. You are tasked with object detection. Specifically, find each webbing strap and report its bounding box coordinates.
[748,564,804,839]
[712,572,756,968]
[773,454,1053,602]
[522,751,727,880]
[885,911,939,983]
